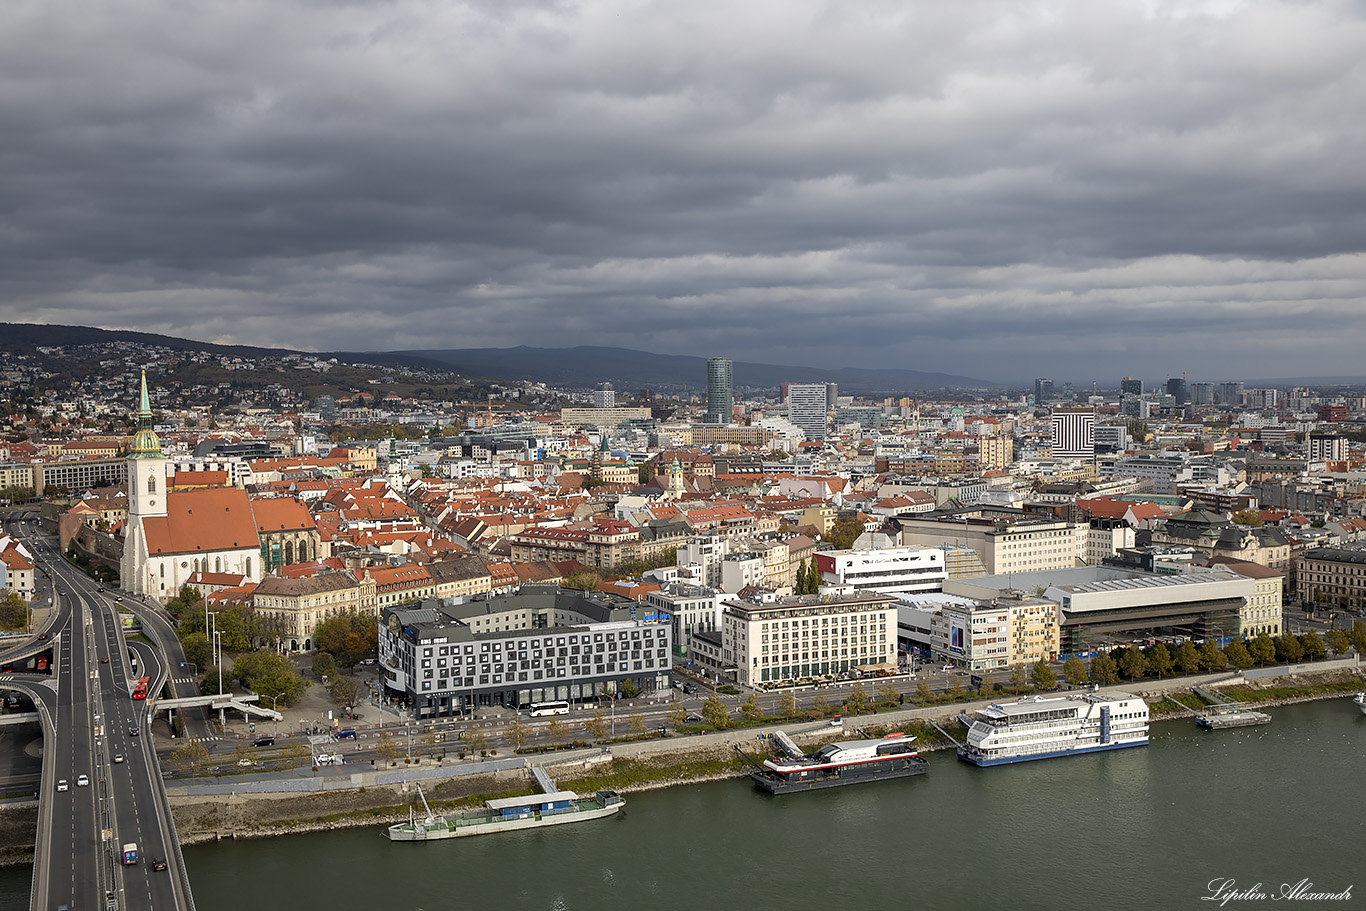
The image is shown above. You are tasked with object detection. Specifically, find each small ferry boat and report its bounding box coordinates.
[958,692,1149,767]
[385,784,625,841]
[1353,692,1366,716]
[739,729,927,794]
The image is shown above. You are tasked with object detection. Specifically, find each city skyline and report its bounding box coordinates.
[1,1,1364,380]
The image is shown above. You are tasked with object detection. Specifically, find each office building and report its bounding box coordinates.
[1034,378,1054,404]
[785,383,829,442]
[1308,434,1348,463]
[814,546,946,595]
[1217,382,1245,406]
[1120,377,1143,397]
[1050,406,1095,459]
[705,357,733,425]
[1166,377,1187,406]
[1191,383,1216,406]
[593,383,615,409]
[721,591,898,685]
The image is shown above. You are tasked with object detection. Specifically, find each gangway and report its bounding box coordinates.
[532,765,558,794]
[1192,686,1235,707]
[771,730,805,760]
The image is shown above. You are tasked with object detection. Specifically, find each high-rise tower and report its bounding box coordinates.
[121,371,167,594]
[705,357,732,425]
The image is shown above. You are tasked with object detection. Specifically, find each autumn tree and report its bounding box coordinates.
[1223,638,1253,669]
[1116,648,1148,680]
[1062,656,1087,686]
[170,741,209,774]
[1247,634,1275,667]
[1030,659,1056,690]
[506,720,529,750]
[668,699,688,727]
[1145,643,1174,679]
[777,691,797,719]
[874,679,898,706]
[846,683,870,716]
[376,731,400,764]
[585,709,608,740]
[1089,655,1120,686]
[739,693,762,721]
[701,694,730,729]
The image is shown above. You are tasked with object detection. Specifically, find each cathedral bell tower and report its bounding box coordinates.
[121,371,166,594]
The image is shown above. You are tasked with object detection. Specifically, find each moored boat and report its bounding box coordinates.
[1354,692,1366,716]
[958,692,1149,767]
[386,785,625,841]
[741,729,927,794]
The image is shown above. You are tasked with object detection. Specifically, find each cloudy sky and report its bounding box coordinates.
[3,0,1365,384]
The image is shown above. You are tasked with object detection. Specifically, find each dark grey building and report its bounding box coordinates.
[378,586,673,718]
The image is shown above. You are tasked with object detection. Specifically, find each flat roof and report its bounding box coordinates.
[486,791,579,809]
[1054,571,1240,595]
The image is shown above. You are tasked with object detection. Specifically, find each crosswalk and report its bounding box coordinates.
[183,735,220,743]
[173,677,197,685]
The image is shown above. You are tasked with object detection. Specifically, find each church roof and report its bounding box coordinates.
[142,487,261,557]
[250,496,317,533]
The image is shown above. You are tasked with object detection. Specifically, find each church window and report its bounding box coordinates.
[147,474,156,494]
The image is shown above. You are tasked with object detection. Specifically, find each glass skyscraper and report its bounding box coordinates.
[705,357,732,425]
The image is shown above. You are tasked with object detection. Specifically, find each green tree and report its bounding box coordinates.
[198,666,222,696]
[1299,631,1326,660]
[1008,664,1027,690]
[1116,648,1148,680]
[312,611,377,667]
[563,569,603,592]
[230,650,307,705]
[1223,638,1254,669]
[846,683,870,715]
[628,713,647,737]
[824,515,866,551]
[1197,639,1226,672]
[1145,643,1174,679]
[701,694,729,729]
[1030,659,1056,690]
[181,632,212,672]
[739,693,762,721]
[1173,640,1200,675]
[0,592,29,630]
[915,680,932,705]
[620,678,639,699]
[328,675,360,711]
[1247,634,1275,667]
[874,679,898,706]
[1350,622,1366,655]
[1324,628,1349,655]
[506,719,529,750]
[1230,509,1264,527]
[1273,634,1304,664]
[668,699,688,727]
[312,651,337,679]
[1089,655,1119,686]
[1062,656,1087,686]
[777,691,797,718]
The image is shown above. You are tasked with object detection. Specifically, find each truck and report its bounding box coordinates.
[122,843,139,865]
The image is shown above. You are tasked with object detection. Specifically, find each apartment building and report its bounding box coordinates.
[897,509,1079,576]
[720,591,898,685]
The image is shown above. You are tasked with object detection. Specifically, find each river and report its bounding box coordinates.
[2,699,1361,911]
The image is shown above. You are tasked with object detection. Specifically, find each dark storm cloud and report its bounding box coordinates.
[2,0,1365,382]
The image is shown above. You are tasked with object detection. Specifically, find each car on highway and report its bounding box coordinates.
[37,633,46,640]
[101,657,109,663]
[129,727,139,736]
[76,775,89,787]
[55,779,68,792]
[113,754,124,764]
[151,858,168,871]
[684,713,703,723]
[252,737,275,747]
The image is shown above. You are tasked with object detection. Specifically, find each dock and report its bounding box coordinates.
[1187,686,1270,729]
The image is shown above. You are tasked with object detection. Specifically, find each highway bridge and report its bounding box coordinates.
[2,511,196,911]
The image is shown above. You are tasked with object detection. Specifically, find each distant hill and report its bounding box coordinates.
[0,322,292,359]
[387,345,998,394]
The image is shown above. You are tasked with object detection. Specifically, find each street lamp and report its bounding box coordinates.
[265,694,281,737]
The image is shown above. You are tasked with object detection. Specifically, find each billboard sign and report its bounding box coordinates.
[949,616,966,655]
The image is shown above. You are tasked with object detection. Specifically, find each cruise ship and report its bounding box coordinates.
[957,692,1149,767]
[739,730,928,794]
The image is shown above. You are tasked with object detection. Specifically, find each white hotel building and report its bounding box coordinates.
[814,546,946,595]
[720,591,898,686]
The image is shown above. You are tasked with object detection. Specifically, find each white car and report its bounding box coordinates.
[76,775,89,787]
[316,753,342,765]
[56,779,69,792]
[113,755,124,764]
[237,758,254,767]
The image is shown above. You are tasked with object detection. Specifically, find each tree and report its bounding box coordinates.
[181,632,212,672]
[846,683,870,715]
[376,731,400,764]
[1299,632,1326,661]
[0,592,28,630]
[739,693,762,721]
[313,611,377,667]
[1230,509,1263,527]
[1350,622,1366,655]
[1324,628,1349,655]
[667,699,688,727]
[824,515,866,551]
[1223,638,1254,670]
[1062,656,1087,686]
[328,675,360,711]
[811,692,831,716]
[563,569,603,592]
[231,650,307,705]
[794,560,808,595]
[1247,634,1275,667]
[874,679,898,706]
[312,651,337,679]
[1116,649,1148,681]
[777,691,797,718]
[1197,639,1226,673]
[1273,634,1304,664]
[546,718,567,744]
[620,678,639,699]
[506,719,529,749]
[628,713,647,737]
[915,680,932,705]
[1174,639,1200,675]
[1089,655,1119,686]
[1145,643,1174,679]
[1008,664,1027,689]
[1030,659,1056,690]
[585,709,608,740]
[170,741,210,774]
[198,666,222,696]
[701,694,729,728]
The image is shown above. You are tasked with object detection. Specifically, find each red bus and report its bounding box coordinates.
[131,676,149,700]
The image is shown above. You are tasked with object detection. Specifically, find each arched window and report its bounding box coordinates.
[246,557,252,577]
[284,541,294,565]
[215,556,222,573]
[147,474,156,494]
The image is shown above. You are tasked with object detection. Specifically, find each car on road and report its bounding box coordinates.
[76,775,89,787]
[113,754,124,764]
[129,727,139,736]
[101,657,109,663]
[55,779,68,792]
[151,859,167,871]
[252,737,275,747]
[684,712,703,723]
[237,758,254,767]
[37,633,46,640]
[336,728,357,739]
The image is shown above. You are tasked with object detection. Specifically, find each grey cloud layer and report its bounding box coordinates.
[2,0,1364,381]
